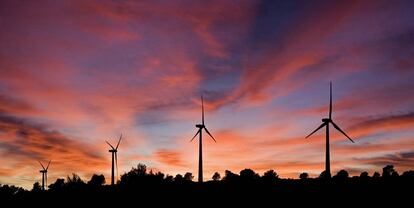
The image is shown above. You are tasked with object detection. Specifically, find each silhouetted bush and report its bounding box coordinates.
[32,182,42,192]
[1,184,25,196]
[183,172,194,181]
[88,174,105,186]
[119,163,148,186]
[360,171,369,179]
[48,178,65,191]
[262,169,278,182]
[382,165,397,178]
[299,172,309,180]
[333,170,349,180]
[212,172,221,181]
[402,170,414,178]
[174,174,183,182]
[319,170,330,179]
[240,169,259,181]
[223,170,239,182]
[165,175,174,182]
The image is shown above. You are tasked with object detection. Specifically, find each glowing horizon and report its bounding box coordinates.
[1,0,414,189]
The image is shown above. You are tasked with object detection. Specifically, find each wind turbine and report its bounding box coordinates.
[190,95,217,183]
[106,134,122,185]
[305,82,354,178]
[38,160,51,190]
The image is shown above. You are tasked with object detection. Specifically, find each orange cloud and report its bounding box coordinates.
[154,149,185,167]
[0,114,108,188]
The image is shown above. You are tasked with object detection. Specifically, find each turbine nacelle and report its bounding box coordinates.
[195,124,205,128]
[109,149,117,153]
[322,118,331,123]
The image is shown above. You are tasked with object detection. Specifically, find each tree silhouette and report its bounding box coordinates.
[183,172,194,181]
[0,184,25,196]
[262,169,278,182]
[223,170,239,182]
[360,171,369,179]
[373,171,381,178]
[174,174,183,182]
[299,172,309,180]
[165,175,174,182]
[48,178,65,191]
[66,173,83,184]
[212,172,221,181]
[136,163,147,176]
[88,174,105,186]
[32,182,42,192]
[319,170,330,179]
[150,171,165,182]
[119,163,148,186]
[240,169,259,181]
[65,173,85,190]
[333,170,349,180]
[382,165,397,178]
[402,170,414,178]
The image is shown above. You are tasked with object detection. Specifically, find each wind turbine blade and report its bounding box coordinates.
[201,95,205,125]
[190,130,200,142]
[115,152,118,183]
[38,161,46,170]
[46,160,51,170]
[331,121,354,143]
[329,82,332,119]
[305,123,326,138]
[106,141,115,150]
[115,134,122,150]
[204,127,216,142]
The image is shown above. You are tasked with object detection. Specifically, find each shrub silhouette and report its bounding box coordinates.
[319,170,330,179]
[299,172,309,180]
[223,170,239,182]
[240,168,259,181]
[333,170,349,180]
[262,169,278,182]
[212,172,221,181]
[402,170,414,178]
[174,174,183,182]
[382,165,397,178]
[360,171,369,179]
[48,178,65,191]
[183,172,194,181]
[88,174,105,186]
[32,182,42,192]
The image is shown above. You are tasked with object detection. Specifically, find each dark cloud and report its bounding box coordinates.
[350,112,414,131]
[0,113,103,161]
[356,151,414,168]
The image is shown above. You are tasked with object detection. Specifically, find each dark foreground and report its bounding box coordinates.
[1,165,413,206]
[2,178,413,206]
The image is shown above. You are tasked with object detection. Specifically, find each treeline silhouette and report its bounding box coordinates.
[1,164,413,205]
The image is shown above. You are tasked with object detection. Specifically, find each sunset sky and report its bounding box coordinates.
[1,0,414,189]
